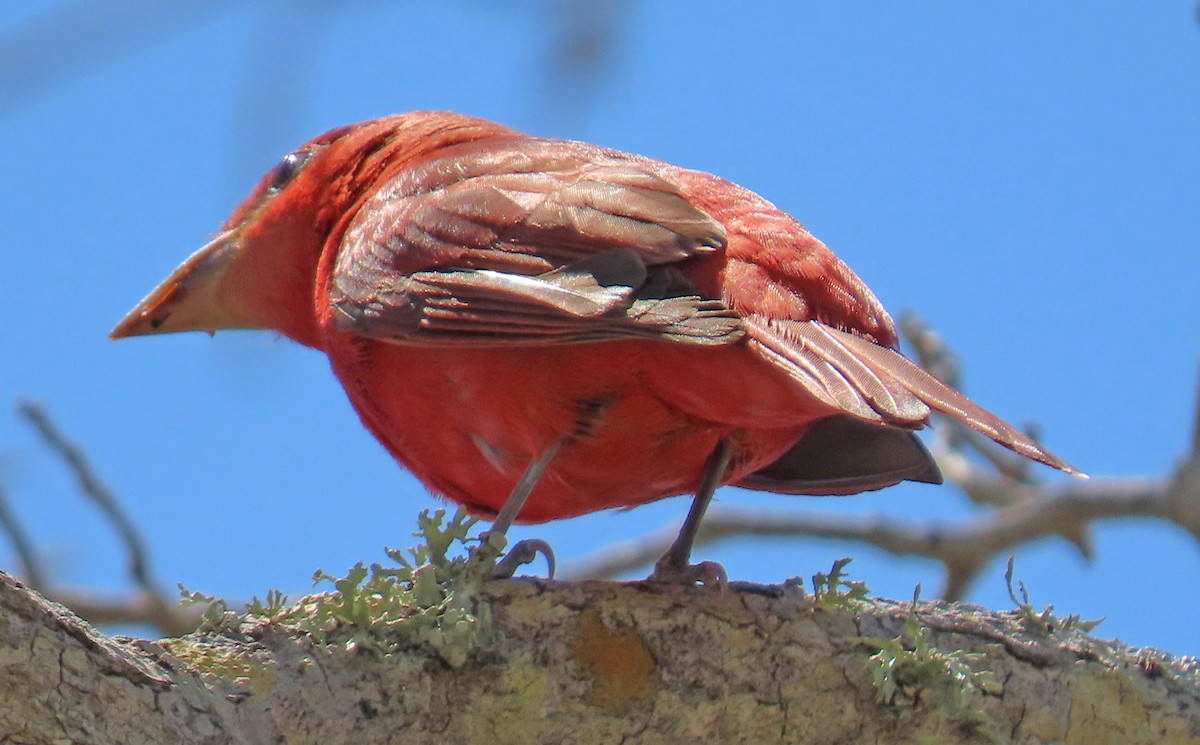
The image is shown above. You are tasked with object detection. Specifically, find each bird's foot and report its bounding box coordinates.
[485,535,556,580]
[647,557,728,589]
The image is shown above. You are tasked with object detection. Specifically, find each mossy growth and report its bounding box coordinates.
[1004,556,1103,637]
[808,557,872,610]
[851,560,1107,741]
[858,588,1003,740]
[157,636,278,696]
[179,507,496,668]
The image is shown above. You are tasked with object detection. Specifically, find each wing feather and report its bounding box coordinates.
[329,138,737,347]
[746,317,1082,475]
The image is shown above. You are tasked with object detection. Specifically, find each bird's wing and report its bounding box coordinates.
[745,316,1083,475]
[327,137,741,346]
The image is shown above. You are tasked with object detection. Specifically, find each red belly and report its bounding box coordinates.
[323,336,829,522]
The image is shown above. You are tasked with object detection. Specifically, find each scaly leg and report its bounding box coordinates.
[485,436,564,579]
[648,437,734,587]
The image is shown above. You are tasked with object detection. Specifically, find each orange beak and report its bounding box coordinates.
[110,230,255,339]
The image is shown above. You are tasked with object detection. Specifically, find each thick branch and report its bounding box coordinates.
[2,571,1197,744]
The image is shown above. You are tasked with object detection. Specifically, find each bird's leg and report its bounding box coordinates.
[648,437,734,587]
[484,435,565,579]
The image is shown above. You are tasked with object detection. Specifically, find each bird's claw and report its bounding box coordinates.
[647,559,728,589]
[490,538,556,580]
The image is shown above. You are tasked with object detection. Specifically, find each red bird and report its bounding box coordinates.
[112,111,1079,582]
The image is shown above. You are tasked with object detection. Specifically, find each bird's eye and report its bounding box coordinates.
[267,149,314,193]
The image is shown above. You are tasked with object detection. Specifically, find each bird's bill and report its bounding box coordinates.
[110,230,255,339]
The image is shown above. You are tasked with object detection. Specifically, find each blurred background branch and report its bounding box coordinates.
[0,0,237,112]
[6,401,196,636]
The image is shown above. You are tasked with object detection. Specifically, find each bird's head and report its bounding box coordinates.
[110,111,514,348]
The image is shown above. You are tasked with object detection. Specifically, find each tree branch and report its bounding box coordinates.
[10,400,196,636]
[0,481,47,591]
[18,400,155,592]
[3,570,1198,744]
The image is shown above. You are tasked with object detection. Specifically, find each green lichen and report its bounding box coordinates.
[180,507,496,667]
[244,588,290,619]
[858,588,1002,741]
[1004,556,1103,637]
[178,586,236,631]
[159,637,278,696]
[862,613,1001,710]
[809,557,872,610]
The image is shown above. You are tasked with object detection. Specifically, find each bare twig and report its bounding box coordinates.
[38,587,202,636]
[0,482,47,591]
[900,312,1035,485]
[1164,365,1200,543]
[1190,363,1200,460]
[562,475,1182,599]
[0,0,236,112]
[17,400,155,593]
[14,400,194,636]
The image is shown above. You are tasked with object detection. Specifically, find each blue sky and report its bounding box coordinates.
[1,3,1197,653]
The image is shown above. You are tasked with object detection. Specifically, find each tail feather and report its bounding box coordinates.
[747,317,1084,477]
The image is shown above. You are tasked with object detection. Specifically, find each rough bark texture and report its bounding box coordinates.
[2,570,1198,744]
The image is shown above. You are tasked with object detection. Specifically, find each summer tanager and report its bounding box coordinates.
[111,111,1079,581]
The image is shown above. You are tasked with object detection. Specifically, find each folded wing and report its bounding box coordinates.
[328,138,741,346]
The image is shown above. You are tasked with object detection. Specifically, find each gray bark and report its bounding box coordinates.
[2,570,1198,744]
